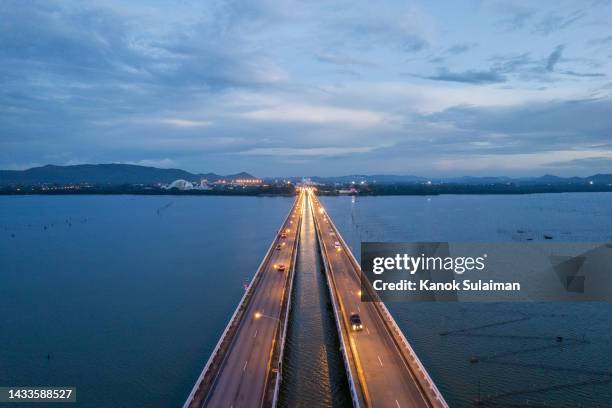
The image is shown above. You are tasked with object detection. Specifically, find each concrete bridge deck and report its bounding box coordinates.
[309,190,447,408]
[184,191,304,408]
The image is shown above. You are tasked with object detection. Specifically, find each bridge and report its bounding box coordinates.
[183,190,304,408]
[184,187,447,407]
[309,189,447,408]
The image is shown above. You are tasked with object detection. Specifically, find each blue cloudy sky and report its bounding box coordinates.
[1,0,611,176]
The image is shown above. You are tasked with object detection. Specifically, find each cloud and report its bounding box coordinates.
[547,156,612,169]
[546,45,564,72]
[428,98,612,155]
[432,149,612,173]
[125,158,178,168]
[495,4,535,32]
[489,52,535,74]
[561,70,605,78]
[446,43,477,55]
[1,0,611,176]
[588,35,612,46]
[0,0,286,95]
[240,105,391,127]
[240,146,383,157]
[323,3,432,53]
[422,69,507,84]
[156,119,213,128]
[487,47,603,82]
[92,118,212,128]
[533,9,586,35]
[316,53,374,67]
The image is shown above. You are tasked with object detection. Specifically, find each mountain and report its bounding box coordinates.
[589,174,612,184]
[0,164,257,186]
[224,172,257,180]
[438,176,513,184]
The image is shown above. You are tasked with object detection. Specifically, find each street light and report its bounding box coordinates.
[254,311,280,322]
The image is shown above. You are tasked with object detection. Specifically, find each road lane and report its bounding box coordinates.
[310,192,435,408]
[187,192,304,408]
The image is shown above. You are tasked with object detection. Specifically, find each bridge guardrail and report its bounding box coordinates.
[269,196,302,407]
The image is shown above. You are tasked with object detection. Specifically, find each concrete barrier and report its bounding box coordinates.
[270,199,302,407]
[310,193,364,408]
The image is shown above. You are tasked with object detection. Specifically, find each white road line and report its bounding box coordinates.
[254,329,258,338]
[366,327,370,335]
[378,355,383,367]
[395,399,401,408]
[357,306,360,312]
[243,360,248,371]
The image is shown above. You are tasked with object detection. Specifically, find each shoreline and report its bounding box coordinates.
[2,189,612,197]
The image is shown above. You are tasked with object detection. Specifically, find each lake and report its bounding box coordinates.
[320,193,612,407]
[0,195,293,407]
[1,193,611,407]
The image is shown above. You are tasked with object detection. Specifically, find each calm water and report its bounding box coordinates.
[1,193,611,407]
[0,195,293,407]
[320,193,612,407]
[279,192,350,408]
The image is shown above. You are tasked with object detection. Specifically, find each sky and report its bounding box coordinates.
[1,0,611,177]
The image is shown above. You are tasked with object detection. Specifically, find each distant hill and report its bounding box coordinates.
[587,174,612,184]
[1,163,609,187]
[0,164,257,186]
[299,173,611,185]
[439,174,610,185]
[308,174,425,184]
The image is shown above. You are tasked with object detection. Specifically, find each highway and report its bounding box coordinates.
[185,191,304,408]
[309,190,446,408]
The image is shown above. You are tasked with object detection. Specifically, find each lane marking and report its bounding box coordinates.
[395,399,401,408]
[378,355,383,367]
[243,360,248,371]
[253,329,258,338]
[366,327,370,335]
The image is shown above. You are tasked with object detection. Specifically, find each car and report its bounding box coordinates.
[350,313,363,331]
[276,264,286,272]
[276,244,282,250]
[280,232,287,238]
[334,241,342,251]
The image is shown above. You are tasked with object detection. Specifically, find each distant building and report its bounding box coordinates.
[338,187,358,195]
[197,180,213,190]
[231,178,263,186]
[164,179,194,190]
[162,179,213,190]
